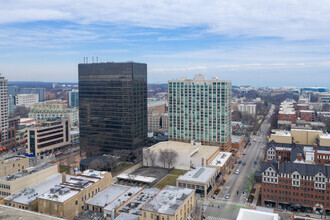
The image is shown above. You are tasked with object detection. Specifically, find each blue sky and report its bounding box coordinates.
[1,0,330,87]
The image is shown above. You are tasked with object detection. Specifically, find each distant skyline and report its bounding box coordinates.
[1,1,330,87]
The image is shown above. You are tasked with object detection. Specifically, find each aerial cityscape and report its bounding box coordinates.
[1,1,330,220]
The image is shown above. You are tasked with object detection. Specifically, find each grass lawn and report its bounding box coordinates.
[59,165,70,174]
[155,175,178,189]
[170,169,188,176]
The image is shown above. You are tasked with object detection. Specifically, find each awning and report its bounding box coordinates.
[290,203,301,209]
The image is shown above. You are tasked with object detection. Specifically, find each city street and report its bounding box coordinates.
[201,105,275,220]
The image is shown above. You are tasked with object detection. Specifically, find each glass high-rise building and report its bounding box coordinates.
[168,74,232,151]
[69,90,79,107]
[8,86,19,97]
[79,62,147,156]
[21,88,45,102]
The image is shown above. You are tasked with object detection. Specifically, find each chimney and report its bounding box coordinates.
[297,153,302,162]
[62,172,66,183]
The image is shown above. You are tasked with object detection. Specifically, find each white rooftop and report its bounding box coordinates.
[116,174,156,184]
[104,187,142,212]
[143,186,194,215]
[4,173,73,205]
[70,130,79,135]
[209,152,232,167]
[177,166,217,184]
[299,110,314,113]
[320,133,330,140]
[85,184,130,208]
[236,208,279,220]
[115,213,139,220]
[38,170,106,203]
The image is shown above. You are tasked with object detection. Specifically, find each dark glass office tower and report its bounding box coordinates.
[79,62,147,156]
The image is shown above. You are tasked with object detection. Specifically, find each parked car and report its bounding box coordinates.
[238,160,242,164]
[243,151,246,155]
[242,162,246,166]
[254,161,257,164]
[225,194,230,199]
[234,169,240,175]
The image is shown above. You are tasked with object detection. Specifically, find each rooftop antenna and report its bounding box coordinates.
[96,56,98,63]
[92,57,94,63]
[86,57,88,64]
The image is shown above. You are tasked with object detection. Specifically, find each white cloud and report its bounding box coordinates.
[1,0,330,40]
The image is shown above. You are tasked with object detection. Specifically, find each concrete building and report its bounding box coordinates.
[16,94,39,107]
[84,184,131,214]
[260,160,330,214]
[70,130,79,145]
[69,90,79,107]
[269,129,327,146]
[177,166,218,197]
[168,74,232,151]
[4,173,73,211]
[0,163,58,199]
[21,88,45,102]
[79,62,147,156]
[319,133,330,146]
[143,141,232,170]
[29,100,79,126]
[238,103,256,115]
[237,208,279,220]
[37,170,112,220]
[0,76,16,151]
[141,186,194,220]
[26,119,70,156]
[0,156,29,177]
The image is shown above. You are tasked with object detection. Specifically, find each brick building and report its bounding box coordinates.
[298,110,316,122]
[260,160,330,214]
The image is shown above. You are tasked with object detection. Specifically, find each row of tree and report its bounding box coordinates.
[143,149,178,169]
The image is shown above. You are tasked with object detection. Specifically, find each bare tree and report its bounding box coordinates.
[165,150,178,169]
[149,152,157,167]
[158,150,167,168]
[143,150,150,167]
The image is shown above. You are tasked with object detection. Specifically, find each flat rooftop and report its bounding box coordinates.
[85,184,130,208]
[271,130,291,137]
[143,185,194,216]
[149,141,218,160]
[0,204,62,220]
[116,174,157,184]
[119,188,160,215]
[38,170,106,203]
[2,155,26,163]
[177,166,217,184]
[115,213,139,220]
[232,135,244,143]
[209,152,232,167]
[4,173,73,205]
[320,133,330,140]
[237,208,279,220]
[104,187,142,212]
[0,163,55,182]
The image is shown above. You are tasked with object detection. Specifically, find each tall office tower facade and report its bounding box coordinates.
[168,74,232,151]
[21,88,45,102]
[0,76,15,149]
[69,90,79,107]
[79,62,147,156]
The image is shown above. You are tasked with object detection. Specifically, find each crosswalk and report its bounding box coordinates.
[207,217,230,220]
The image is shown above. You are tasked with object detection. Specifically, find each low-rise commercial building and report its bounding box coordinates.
[143,141,231,170]
[26,119,70,156]
[141,186,194,220]
[0,156,29,177]
[177,166,218,197]
[231,135,245,150]
[237,208,280,220]
[0,163,58,199]
[269,129,326,146]
[37,170,112,220]
[4,173,72,211]
[16,94,39,107]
